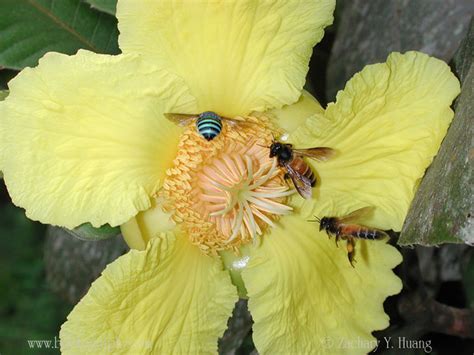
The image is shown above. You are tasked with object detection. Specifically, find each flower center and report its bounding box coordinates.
[161,115,294,254]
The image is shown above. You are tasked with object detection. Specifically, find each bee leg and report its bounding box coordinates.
[283,173,293,189]
[335,231,340,247]
[346,238,356,268]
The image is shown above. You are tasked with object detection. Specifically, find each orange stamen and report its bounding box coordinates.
[161,116,294,254]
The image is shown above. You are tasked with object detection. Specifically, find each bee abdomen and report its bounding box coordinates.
[305,168,316,187]
[301,164,316,187]
[356,228,386,240]
[196,115,222,141]
[292,158,317,186]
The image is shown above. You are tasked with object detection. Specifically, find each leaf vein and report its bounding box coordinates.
[27,0,99,52]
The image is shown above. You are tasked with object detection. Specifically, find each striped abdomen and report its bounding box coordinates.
[196,112,222,141]
[289,157,317,187]
[339,224,388,240]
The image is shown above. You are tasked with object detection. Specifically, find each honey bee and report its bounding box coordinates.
[164,111,246,141]
[269,141,335,199]
[315,207,389,267]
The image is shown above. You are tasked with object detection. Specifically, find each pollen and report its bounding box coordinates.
[161,115,294,254]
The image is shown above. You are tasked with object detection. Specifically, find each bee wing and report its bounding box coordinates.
[292,147,335,161]
[339,206,375,223]
[222,116,254,128]
[284,162,313,199]
[164,113,197,127]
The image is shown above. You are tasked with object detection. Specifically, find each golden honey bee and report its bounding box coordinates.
[315,207,389,267]
[269,140,335,199]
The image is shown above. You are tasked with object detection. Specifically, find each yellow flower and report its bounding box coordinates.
[0,0,460,354]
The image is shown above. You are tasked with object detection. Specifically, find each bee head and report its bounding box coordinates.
[269,141,293,161]
[319,217,330,231]
[198,111,221,121]
[269,142,283,158]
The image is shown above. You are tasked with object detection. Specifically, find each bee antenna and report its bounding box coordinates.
[307,216,321,223]
[256,139,271,148]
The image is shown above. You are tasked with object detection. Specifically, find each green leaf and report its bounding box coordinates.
[83,0,116,15]
[65,222,121,241]
[0,0,120,70]
[0,90,6,178]
[0,90,8,100]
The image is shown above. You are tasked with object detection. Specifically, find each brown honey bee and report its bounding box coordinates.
[315,207,389,267]
[269,141,335,199]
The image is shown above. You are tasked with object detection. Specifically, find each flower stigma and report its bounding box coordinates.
[161,115,295,254]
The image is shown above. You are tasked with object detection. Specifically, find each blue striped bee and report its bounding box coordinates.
[164,111,244,141]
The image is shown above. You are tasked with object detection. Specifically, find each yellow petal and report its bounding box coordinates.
[60,232,238,354]
[242,213,402,354]
[121,197,176,250]
[269,90,324,134]
[292,51,460,230]
[0,50,196,229]
[117,0,335,117]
